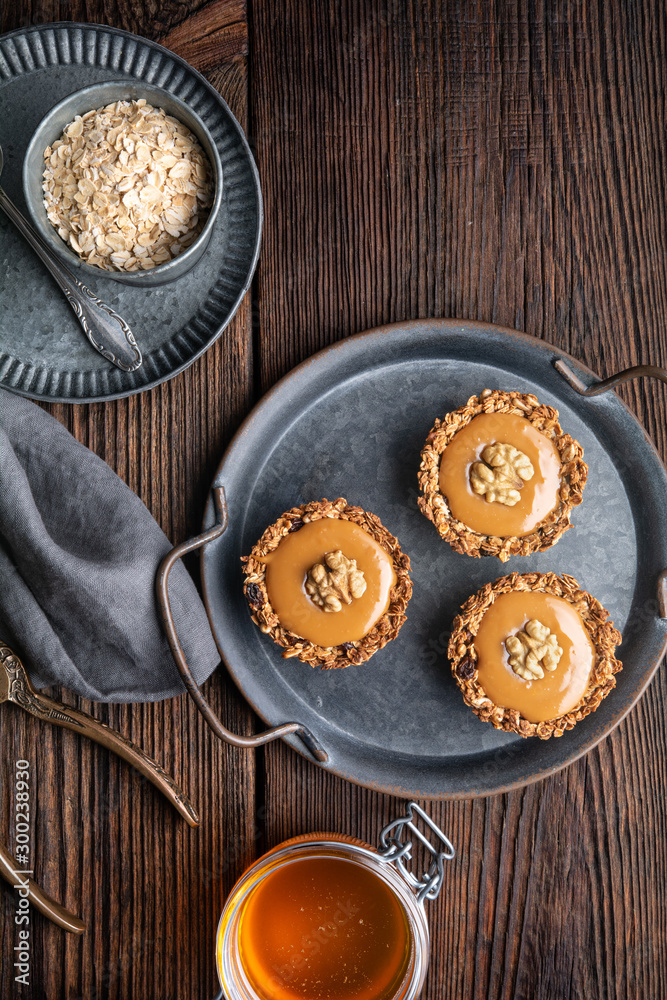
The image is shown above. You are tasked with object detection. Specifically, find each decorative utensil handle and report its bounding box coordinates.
[28,693,200,827]
[0,186,142,373]
[0,840,84,934]
[0,643,198,827]
[156,487,328,763]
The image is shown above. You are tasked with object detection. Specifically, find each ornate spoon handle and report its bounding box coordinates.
[22,691,200,827]
[0,644,198,828]
[0,186,142,373]
[0,840,85,934]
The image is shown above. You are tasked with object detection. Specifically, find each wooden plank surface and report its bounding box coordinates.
[1,1,667,998]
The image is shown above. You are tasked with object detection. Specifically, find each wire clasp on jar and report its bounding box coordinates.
[378,801,455,903]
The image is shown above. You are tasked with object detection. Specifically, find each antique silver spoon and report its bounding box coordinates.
[0,144,142,373]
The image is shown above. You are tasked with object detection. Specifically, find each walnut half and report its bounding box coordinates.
[305,550,367,613]
[505,619,563,680]
[470,442,534,506]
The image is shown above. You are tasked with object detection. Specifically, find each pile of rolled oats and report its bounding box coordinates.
[42,99,213,272]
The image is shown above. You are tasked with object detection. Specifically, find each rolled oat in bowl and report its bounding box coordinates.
[42,99,213,272]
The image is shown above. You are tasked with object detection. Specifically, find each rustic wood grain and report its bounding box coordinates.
[252,3,667,1000]
[2,1,667,999]
[159,0,247,70]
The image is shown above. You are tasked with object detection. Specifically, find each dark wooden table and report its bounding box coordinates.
[1,2,666,997]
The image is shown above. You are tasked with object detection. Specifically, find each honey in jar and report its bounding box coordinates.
[236,854,410,1000]
[216,808,454,1000]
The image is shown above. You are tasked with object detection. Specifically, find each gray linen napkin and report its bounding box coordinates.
[0,388,219,701]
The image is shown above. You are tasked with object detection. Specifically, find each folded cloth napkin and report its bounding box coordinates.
[0,389,219,702]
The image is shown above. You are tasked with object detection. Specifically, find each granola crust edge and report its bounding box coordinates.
[417,389,588,561]
[447,571,622,739]
[241,497,412,669]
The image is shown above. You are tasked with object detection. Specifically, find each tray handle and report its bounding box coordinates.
[658,571,667,620]
[556,359,667,618]
[156,488,328,763]
[554,359,667,397]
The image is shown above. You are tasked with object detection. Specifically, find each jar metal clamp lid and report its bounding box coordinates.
[213,802,455,1000]
[376,800,456,902]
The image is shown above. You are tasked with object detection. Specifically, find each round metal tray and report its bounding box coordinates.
[0,22,261,402]
[163,320,667,799]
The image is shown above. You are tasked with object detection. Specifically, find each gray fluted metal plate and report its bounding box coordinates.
[201,320,667,799]
[0,23,261,402]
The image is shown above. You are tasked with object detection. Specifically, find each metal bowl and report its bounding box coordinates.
[22,79,223,287]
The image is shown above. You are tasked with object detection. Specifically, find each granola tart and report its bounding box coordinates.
[418,389,588,561]
[241,498,412,669]
[448,572,622,739]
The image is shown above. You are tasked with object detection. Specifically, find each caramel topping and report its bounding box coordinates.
[439,412,562,537]
[264,519,396,646]
[473,591,596,722]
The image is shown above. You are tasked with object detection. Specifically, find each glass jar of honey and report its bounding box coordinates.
[215,803,454,1000]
